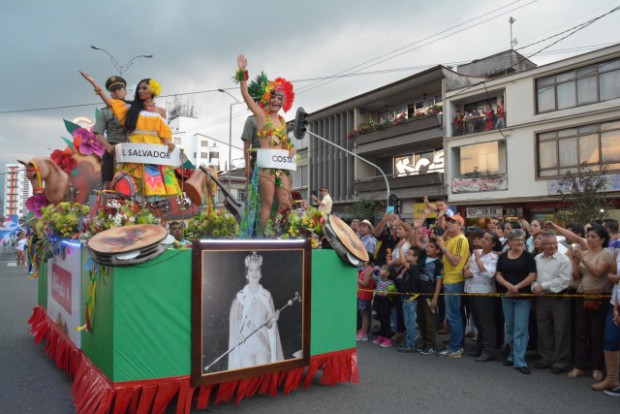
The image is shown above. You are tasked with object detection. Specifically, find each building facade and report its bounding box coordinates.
[3,164,32,218]
[443,44,620,224]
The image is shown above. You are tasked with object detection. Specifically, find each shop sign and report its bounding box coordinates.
[394,150,444,177]
[466,206,503,218]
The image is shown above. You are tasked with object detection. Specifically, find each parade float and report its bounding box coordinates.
[25,110,365,414]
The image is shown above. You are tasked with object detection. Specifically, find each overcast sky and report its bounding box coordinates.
[1,0,620,191]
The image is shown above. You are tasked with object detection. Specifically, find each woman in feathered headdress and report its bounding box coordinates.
[235,54,296,234]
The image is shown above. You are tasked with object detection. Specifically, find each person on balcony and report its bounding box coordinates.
[485,104,495,131]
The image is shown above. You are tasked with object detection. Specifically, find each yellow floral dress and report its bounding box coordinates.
[109,99,181,200]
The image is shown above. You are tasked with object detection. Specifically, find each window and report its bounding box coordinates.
[237,188,247,202]
[536,120,620,177]
[455,141,506,178]
[536,57,620,113]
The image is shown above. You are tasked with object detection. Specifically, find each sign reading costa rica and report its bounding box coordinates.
[256,149,297,171]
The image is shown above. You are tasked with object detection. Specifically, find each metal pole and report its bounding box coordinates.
[306,131,390,205]
[228,102,233,190]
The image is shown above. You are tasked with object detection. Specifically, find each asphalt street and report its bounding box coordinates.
[1,249,618,414]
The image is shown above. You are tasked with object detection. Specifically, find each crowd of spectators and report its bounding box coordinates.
[453,100,505,135]
[353,201,620,397]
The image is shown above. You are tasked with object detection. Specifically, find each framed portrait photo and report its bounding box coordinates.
[191,239,311,386]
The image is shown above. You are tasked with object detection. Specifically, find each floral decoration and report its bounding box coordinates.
[34,202,90,240]
[264,207,324,248]
[148,79,162,97]
[186,210,239,240]
[50,149,77,174]
[26,193,50,218]
[88,198,160,235]
[73,127,104,157]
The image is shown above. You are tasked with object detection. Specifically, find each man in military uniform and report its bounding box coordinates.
[93,76,128,188]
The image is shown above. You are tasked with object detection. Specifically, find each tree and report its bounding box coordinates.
[343,198,385,224]
[555,162,608,225]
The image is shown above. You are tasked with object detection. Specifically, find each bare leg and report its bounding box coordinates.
[258,170,276,232]
[275,173,292,213]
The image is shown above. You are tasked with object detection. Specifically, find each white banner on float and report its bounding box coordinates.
[47,241,83,348]
[115,143,180,166]
[256,149,297,171]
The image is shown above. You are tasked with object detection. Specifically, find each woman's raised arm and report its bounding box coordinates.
[237,55,265,127]
[79,71,113,108]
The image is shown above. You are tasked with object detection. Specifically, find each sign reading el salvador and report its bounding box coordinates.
[47,241,83,348]
[256,149,297,171]
[115,143,181,166]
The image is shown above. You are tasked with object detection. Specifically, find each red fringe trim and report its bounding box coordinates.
[28,305,358,414]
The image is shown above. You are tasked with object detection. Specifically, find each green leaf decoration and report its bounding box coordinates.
[63,119,81,135]
[60,136,75,152]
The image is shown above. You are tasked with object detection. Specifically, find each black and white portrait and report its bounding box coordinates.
[192,240,310,386]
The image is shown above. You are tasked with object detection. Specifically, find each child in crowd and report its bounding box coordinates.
[357,263,375,341]
[372,265,397,348]
[417,239,444,354]
[396,246,422,352]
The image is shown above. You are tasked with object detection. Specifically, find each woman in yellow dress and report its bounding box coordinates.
[80,71,180,202]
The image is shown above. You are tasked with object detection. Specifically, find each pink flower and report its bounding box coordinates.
[73,128,104,156]
[50,149,77,173]
[26,194,50,218]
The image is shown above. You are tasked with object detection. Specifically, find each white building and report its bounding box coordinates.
[443,44,620,223]
[3,164,32,218]
[169,115,223,171]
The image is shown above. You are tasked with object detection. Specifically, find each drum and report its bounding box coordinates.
[87,224,168,266]
[322,214,369,267]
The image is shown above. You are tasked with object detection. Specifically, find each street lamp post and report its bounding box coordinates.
[90,45,153,75]
[218,89,243,190]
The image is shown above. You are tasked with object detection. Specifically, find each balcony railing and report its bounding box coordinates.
[452,116,505,136]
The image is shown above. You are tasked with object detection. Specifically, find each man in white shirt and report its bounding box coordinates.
[312,187,332,214]
[532,232,572,374]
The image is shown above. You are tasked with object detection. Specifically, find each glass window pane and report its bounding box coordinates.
[460,141,499,176]
[579,125,598,134]
[559,137,577,167]
[558,128,576,138]
[539,132,557,141]
[537,85,555,112]
[579,134,599,164]
[604,163,620,172]
[577,76,597,105]
[577,66,597,78]
[601,121,620,131]
[538,140,557,169]
[559,167,577,175]
[557,81,576,109]
[537,77,555,87]
[602,130,620,163]
[600,71,620,101]
[556,72,575,82]
[600,59,620,72]
[539,170,557,177]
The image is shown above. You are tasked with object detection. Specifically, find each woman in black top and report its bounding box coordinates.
[495,229,537,374]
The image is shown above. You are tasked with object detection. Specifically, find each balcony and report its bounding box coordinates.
[352,114,442,146]
[452,116,505,136]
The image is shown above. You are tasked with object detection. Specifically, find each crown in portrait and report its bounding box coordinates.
[245,251,263,267]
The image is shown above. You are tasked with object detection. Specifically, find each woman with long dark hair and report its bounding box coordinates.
[80,72,180,201]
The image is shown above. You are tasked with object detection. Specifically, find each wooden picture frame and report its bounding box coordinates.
[191,239,311,386]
